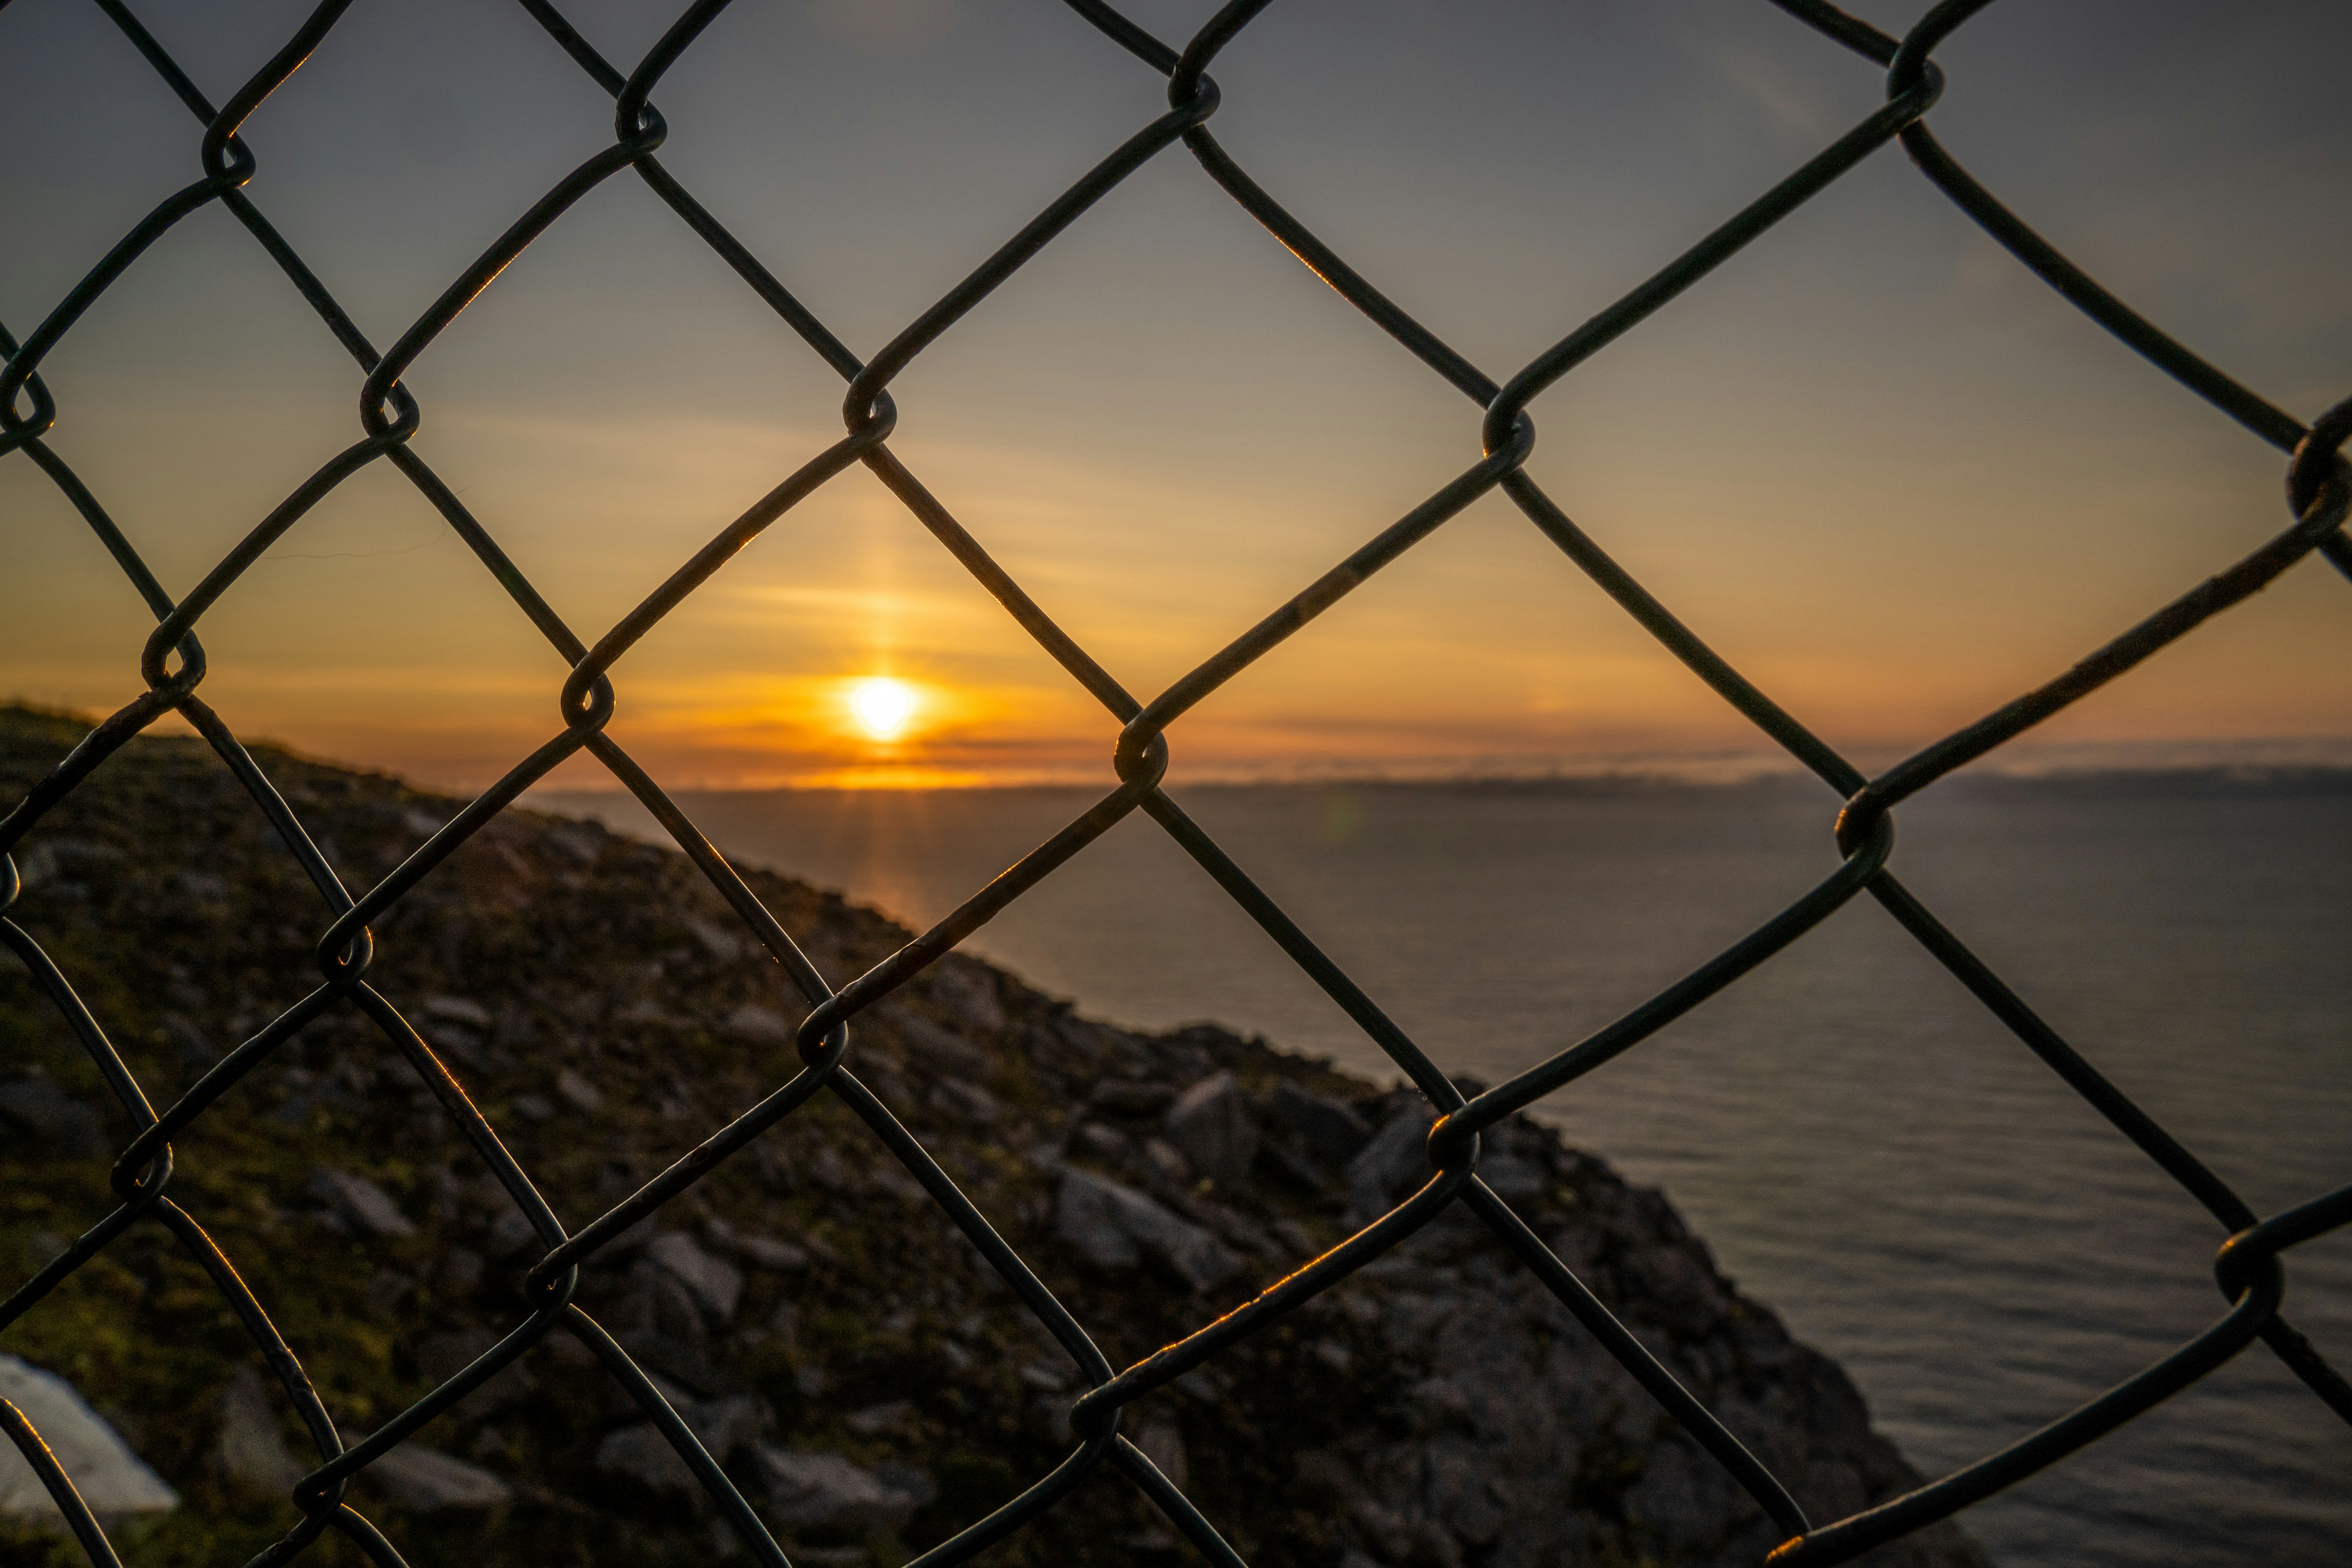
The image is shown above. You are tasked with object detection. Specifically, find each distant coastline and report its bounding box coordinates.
[530,736,2352,803]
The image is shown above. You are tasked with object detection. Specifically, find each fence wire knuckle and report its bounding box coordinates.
[1,0,2346,1565]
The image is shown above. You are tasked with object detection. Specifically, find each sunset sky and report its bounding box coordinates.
[5,0,2348,790]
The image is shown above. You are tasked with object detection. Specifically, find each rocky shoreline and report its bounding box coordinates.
[0,707,1984,1568]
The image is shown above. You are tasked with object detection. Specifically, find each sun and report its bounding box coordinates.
[847,676,918,741]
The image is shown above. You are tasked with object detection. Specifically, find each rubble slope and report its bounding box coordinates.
[0,708,1983,1568]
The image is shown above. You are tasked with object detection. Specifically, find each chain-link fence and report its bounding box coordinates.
[2,0,2347,1564]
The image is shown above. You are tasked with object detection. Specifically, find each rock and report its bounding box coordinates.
[1070,1123,1127,1163]
[595,1423,698,1501]
[367,1270,417,1316]
[555,1066,604,1111]
[1267,1081,1372,1167]
[362,1441,512,1512]
[615,1329,727,1399]
[931,1078,1001,1125]
[693,1393,766,1464]
[1253,1135,1333,1194]
[648,1231,745,1324]
[0,709,1993,1568]
[624,998,689,1029]
[609,1390,764,1477]
[871,1462,936,1511]
[1162,1072,1259,1189]
[214,1364,305,1496]
[1019,1363,1070,1392]
[486,1207,539,1259]
[888,1010,991,1078]
[422,996,492,1030]
[1031,1393,1074,1446]
[1054,1168,1243,1292]
[614,1262,718,1357]
[0,1078,107,1160]
[1478,1151,1548,1206]
[1089,1079,1175,1118]
[0,1355,177,1520]
[755,1447,922,1532]
[684,917,746,962]
[1622,1442,1718,1559]
[306,1168,418,1238]
[720,1003,789,1045]
[919,955,1007,1035]
[1132,1420,1189,1491]
[1281,1196,1994,1568]
[734,1235,808,1273]
[543,820,604,863]
[1344,1102,1439,1226]
[156,1012,220,1070]
[438,1247,485,1296]
[844,1400,911,1436]
[412,1329,536,1413]
[418,997,493,1066]
[11,837,122,893]
[1142,1138,1190,1187]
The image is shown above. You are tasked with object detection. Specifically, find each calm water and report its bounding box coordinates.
[543,773,2352,1568]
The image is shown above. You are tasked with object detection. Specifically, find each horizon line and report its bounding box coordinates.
[522,735,2352,797]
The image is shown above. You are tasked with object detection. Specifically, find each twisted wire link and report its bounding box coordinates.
[0,0,2344,1564]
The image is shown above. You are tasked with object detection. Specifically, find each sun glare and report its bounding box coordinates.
[848,677,918,741]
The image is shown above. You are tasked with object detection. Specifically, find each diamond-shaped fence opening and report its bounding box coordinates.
[2,2,2347,1566]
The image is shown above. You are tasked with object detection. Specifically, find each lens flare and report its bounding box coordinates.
[848,677,917,741]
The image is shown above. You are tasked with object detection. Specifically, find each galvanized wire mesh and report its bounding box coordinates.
[3,0,2348,1564]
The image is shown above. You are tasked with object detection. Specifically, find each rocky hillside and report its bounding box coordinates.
[0,707,1984,1568]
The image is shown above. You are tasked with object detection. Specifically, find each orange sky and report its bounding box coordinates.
[6,1,2348,792]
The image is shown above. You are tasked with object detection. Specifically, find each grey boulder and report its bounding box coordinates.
[411,1327,536,1415]
[595,1424,698,1501]
[214,1364,306,1496]
[1161,1071,1258,1189]
[1343,1102,1439,1227]
[1054,1168,1243,1292]
[362,1441,511,1512]
[756,1446,925,1532]
[595,1390,764,1503]
[0,1355,176,1522]
[306,1168,418,1239]
[647,1230,745,1324]
[720,1003,789,1045]
[1266,1081,1372,1168]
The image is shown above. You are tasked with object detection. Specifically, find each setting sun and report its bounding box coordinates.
[847,677,918,741]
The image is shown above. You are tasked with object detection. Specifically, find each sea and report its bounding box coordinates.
[541,765,2352,1568]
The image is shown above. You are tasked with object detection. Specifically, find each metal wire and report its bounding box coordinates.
[2,1,2347,1563]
